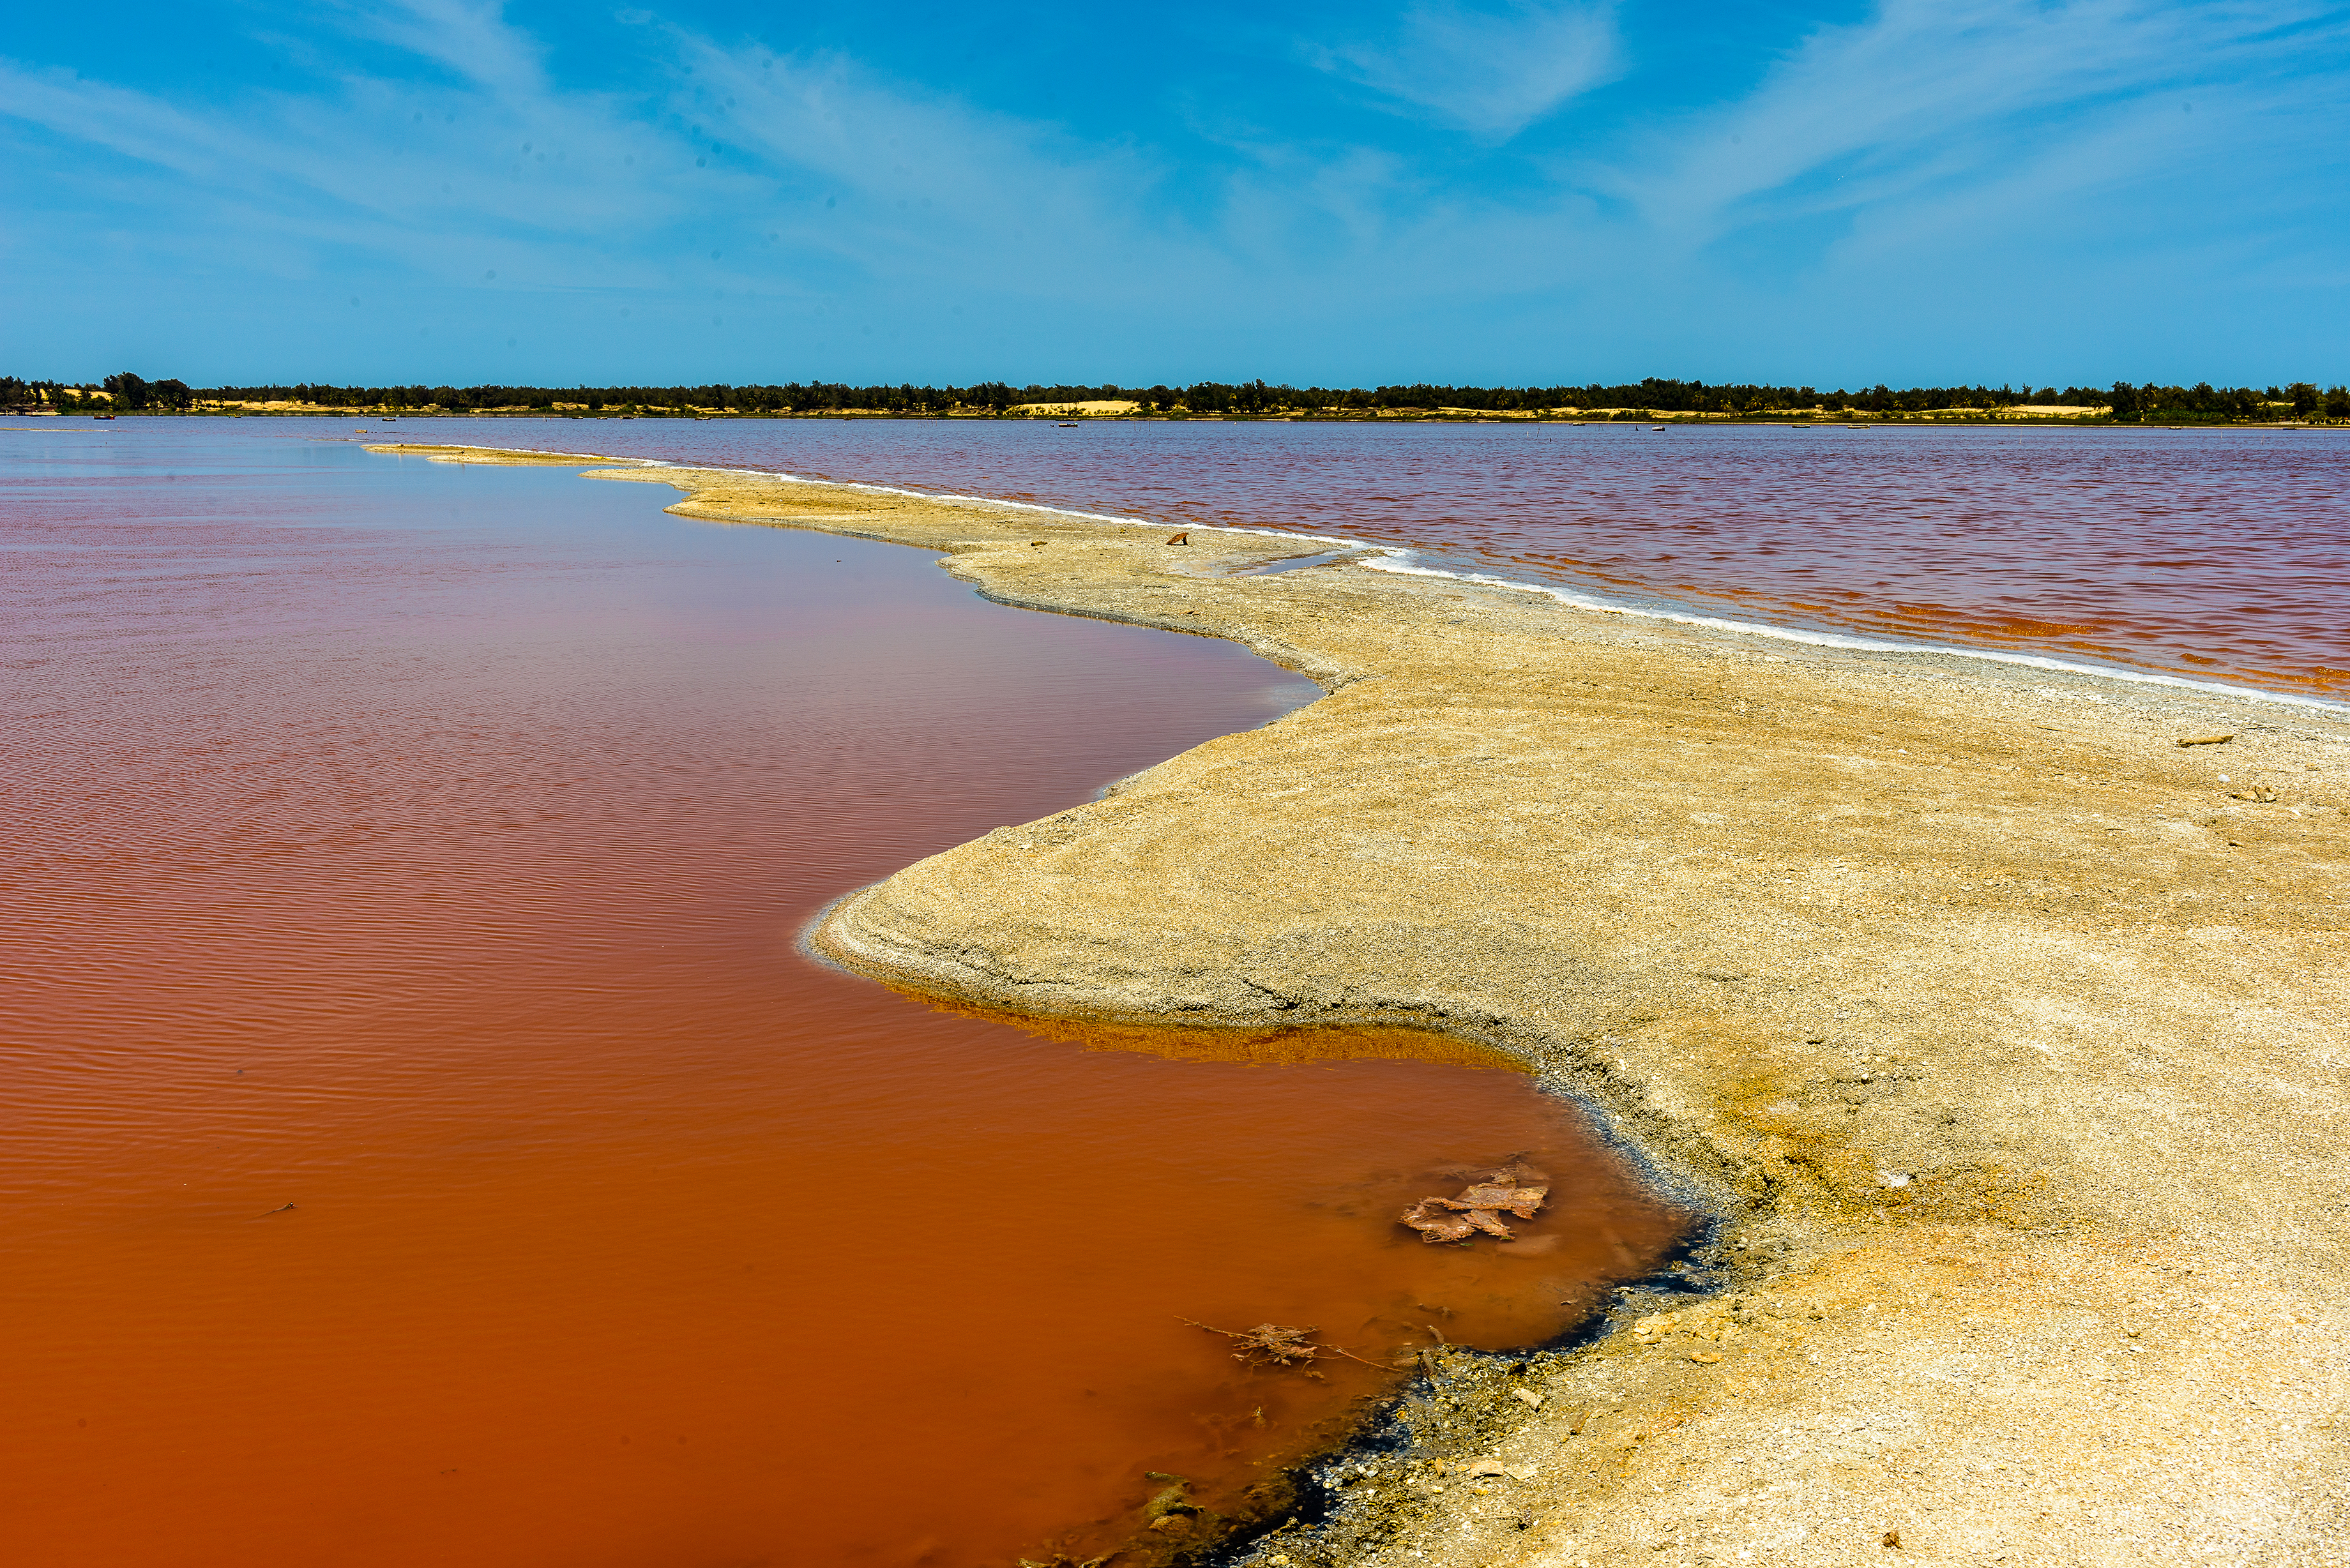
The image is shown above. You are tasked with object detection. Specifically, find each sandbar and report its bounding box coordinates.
[371,444,2350,1565]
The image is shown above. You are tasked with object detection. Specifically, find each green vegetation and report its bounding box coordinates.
[4,373,2345,422]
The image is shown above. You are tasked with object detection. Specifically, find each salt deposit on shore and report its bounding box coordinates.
[377,444,2350,1566]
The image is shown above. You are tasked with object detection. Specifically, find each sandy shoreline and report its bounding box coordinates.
[374,444,2350,1566]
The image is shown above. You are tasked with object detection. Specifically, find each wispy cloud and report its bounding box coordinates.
[0,21,738,292]
[1604,0,2350,248]
[1,0,2342,382]
[1308,1,1624,140]
[672,39,1191,293]
[326,0,549,94]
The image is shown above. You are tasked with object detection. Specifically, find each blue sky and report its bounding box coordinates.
[4,1,2346,388]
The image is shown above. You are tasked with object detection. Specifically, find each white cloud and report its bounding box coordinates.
[676,41,1187,289]
[326,0,549,94]
[1309,1,1624,140]
[1603,0,2348,248]
[2,0,2343,382]
[0,26,737,292]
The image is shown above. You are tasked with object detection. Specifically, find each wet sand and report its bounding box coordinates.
[378,445,2350,1566]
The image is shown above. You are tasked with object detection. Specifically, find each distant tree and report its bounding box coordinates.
[10,371,2310,423]
[2325,386,2349,419]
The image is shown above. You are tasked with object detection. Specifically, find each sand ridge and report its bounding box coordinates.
[372,444,2350,1566]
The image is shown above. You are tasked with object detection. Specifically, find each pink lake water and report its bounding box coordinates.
[352,414,2346,704]
[13,407,2336,1565]
[2,423,1689,1568]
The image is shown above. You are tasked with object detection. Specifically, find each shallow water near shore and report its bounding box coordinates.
[1,426,1687,1566]
[220,412,2349,704]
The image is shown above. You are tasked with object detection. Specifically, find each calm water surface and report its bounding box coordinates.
[342,414,2347,702]
[3,425,1687,1567]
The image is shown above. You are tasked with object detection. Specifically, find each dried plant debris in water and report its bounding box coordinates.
[1179,1319,1393,1371]
[1186,1320,1321,1367]
[1398,1161,1549,1243]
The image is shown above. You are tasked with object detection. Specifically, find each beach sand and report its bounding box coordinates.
[374,444,2350,1565]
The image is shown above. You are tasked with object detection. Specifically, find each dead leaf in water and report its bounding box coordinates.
[1400,1162,1550,1242]
[1441,1184,1551,1219]
[1400,1198,1478,1242]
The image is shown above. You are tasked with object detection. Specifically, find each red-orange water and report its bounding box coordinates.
[393,415,2347,703]
[2,429,1686,1567]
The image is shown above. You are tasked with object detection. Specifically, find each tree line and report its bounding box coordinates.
[4,372,2345,421]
